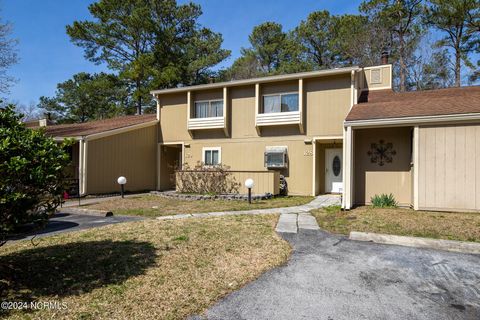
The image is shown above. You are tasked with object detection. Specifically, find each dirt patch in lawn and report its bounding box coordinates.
[86,195,314,217]
[312,206,480,242]
[0,214,290,320]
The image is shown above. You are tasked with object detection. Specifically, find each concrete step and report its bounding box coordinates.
[275,213,320,233]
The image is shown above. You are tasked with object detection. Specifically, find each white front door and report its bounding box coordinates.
[325,148,343,193]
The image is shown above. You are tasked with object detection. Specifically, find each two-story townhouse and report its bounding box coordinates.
[40,59,480,213]
[151,64,393,197]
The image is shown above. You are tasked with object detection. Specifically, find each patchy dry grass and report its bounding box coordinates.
[87,195,314,217]
[312,206,480,242]
[0,215,290,319]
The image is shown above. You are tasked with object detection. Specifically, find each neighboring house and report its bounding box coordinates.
[344,86,480,212]
[42,114,158,195]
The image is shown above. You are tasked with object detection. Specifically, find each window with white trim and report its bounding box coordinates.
[264,146,288,168]
[194,100,223,118]
[202,147,221,166]
[262,92,298,113]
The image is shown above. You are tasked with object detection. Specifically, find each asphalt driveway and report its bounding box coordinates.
[10,212,143,241]
[197,230,480,320]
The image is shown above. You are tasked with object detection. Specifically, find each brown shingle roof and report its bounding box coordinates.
[346,86,480,122]
[42,114,157,137]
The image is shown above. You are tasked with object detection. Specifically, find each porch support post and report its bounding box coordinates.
[157,143,162,190]
[187,91,193,138]
[78,138,88,196]
[223,86,229,137]
[78,139,84,196]
[311,138,317,196]
[413,126,420,210]
[342,126,353,209]
[350,70,355,108]
[255,83,261,136]
[298,78,305,134]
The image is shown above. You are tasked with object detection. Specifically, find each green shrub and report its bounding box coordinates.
[370,193,397,208]
[0,105,71,245]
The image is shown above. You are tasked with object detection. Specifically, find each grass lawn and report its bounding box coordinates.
[0,214,290,319]
[87,195,314,217]
[312,206,480,243]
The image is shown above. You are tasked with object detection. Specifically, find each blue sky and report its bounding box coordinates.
[4,0,362,105]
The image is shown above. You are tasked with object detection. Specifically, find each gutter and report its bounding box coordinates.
[151,67,361,95]
[52,119,159,142]
[344,112,480,128]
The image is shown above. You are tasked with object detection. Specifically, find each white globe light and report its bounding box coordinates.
[244,178,254,189]
[117,176,127,185]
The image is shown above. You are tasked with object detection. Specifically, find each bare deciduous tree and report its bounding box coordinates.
[0,17,18,94]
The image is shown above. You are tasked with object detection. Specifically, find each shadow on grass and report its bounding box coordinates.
[0,240,157,303]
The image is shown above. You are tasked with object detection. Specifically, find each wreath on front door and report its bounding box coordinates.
[367,140,396,166]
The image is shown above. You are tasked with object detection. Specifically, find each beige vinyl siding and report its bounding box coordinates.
[86,125,157,194]
[230,86,257,138]
[305,75,351,137]
[354,127,412,206]
[418,124,480,211]
[158,73,352,196]
[159,93,190,141]
[184,139,313,195]
[261,80,298,96]
[359,65,392,91]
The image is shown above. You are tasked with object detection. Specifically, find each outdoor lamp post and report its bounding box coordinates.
[117,176,127,198]
[245,178,254,204]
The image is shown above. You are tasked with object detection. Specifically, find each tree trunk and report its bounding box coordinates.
[136,78,142,115]
[399,34,407,92]
[455,46,461,87]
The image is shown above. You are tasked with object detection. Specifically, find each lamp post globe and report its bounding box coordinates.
[245,178,254,204]
[117,176,127,198]
[245,178,254,189]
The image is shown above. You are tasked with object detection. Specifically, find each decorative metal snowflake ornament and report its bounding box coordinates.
[367,140,396,166]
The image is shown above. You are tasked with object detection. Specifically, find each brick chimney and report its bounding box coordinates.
[381,51,389,65]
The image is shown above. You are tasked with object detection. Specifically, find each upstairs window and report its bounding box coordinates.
[194,100,223,118]
[264,146,288,168]
[263,93,299,113]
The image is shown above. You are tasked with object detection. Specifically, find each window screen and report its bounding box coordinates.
[204,149,220,165]
[194,100,223,118]
[263,93,298,113]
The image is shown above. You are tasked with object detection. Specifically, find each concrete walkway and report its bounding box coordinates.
[156,194,341,221]
[61,193,150,208]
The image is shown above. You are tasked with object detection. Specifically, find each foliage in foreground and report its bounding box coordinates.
[0,105,71,244]
[370,193,398,208]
